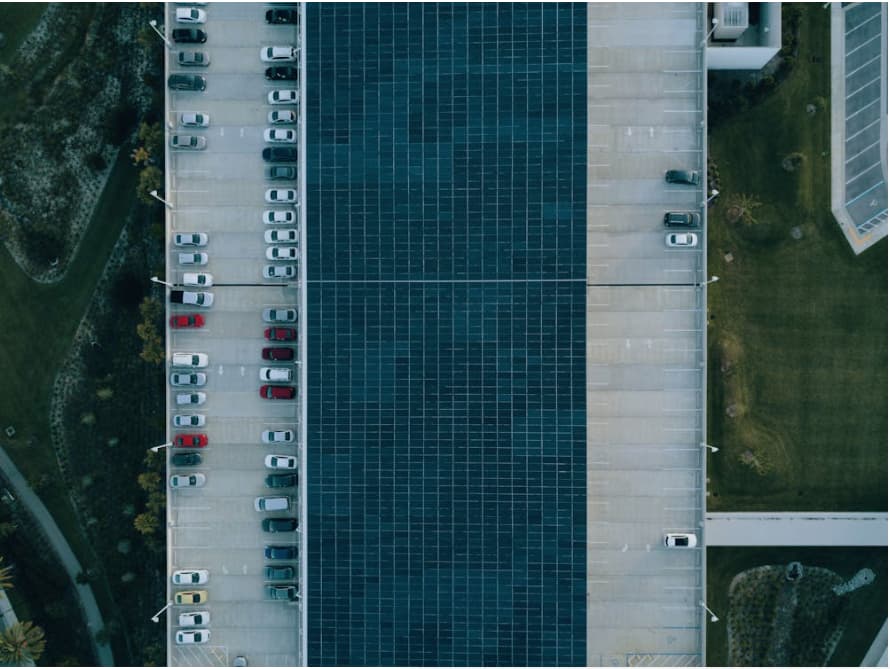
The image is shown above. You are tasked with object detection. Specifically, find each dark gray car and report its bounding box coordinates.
[266,584,299,601]
[262,517,299,533]
[665,169,700,186]
[168,74,206,91]
[267,166,297,180]
[264,565,295,580]
[264,545,297,560]
[663,212,701,228]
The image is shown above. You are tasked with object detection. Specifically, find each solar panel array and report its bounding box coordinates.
[307,3,587,665]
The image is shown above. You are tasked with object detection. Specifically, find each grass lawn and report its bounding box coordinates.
[0,3,47,66]
[706,4,887,511]
[707,547,887,666]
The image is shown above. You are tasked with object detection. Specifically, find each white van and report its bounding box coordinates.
[254,496,290,512]
[259,367,293,382]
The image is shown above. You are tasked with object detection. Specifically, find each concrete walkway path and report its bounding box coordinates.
[0,447,113,666]
[860,619,888,667]
[705,512,888,546]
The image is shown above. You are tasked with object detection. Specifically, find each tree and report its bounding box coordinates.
[137,122,164,159]
[134,512,160,536]
[0,621,46,663]
[0,557,13,591]
[137,471,161,492]
[727,193,762,226]
[0,522,17,540]
[137,297,165,364]
[137,166,163,205]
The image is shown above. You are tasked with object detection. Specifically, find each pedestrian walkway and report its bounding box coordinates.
[705,512,888,546]
[860,619,887,667]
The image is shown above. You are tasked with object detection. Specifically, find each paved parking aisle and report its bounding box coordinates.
[163,3,302,666]
[585,4,705,666]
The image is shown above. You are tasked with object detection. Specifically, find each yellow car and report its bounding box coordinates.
[175,590,208,605]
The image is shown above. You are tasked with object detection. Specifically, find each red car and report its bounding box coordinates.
[174,434,208,448]
[260,385,296,400]
[262,347,295,361]
[265,327,296,342]
[170,314,205,329]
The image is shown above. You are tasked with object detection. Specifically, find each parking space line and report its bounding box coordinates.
[846,160,882,185]
[845,74,882,99]
[845,12,881,35]
[846,97,880,121]
[846,32,882,57]
[846,53,882,78]
[846,117,881,141]
[845,139,882,164]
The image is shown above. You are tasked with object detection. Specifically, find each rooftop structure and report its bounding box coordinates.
[706,2,782,70]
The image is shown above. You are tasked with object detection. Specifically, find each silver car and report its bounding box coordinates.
[170,372,207,387]
[180,112,210,127]
[266,246,298,261]
[178,50,210,67]
[263,308,297,323]
[170,135,207,150]
[178,252,208,265]
[173,414,206,427]
[264,265,297,279]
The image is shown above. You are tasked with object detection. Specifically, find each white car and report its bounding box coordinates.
[265,189,298,204]
[263,308,297,323]
[181,291,214,307]
[176,7,207,23]
[264,265,297,279]
[170,372,207,387]
[265,229,298,244]
[178,611,210,628]
[262,430,294,444]
[265,454,297,470]
[268,89,298,105]
[176,629,211,645]
[178,252,208,265]
[266,246,298,261]
[665,232,698,248]
[261,46,298,62]
[172,569,210,585]
[176,392,207,406]
[260,367,293,382]
[174,232,208,247]
[264,210,296,225]
[172,352,209,368]
[254,496,290,512]
[170,473,206,488]
[183,272,213,287]
[173,414,206,427]
[268,109,297,125]
[264,128,297,144]
[170,134,206,150]
[180,112,210,127]
[664,533,698,548]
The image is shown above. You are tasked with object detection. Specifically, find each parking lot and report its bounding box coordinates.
[585,3,705,665]
[163,3,303,666]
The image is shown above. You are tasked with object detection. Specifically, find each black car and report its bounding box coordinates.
[265,473,297,488]
[171,452,202,467]
[172,28,207,44]
[264,565,295,580]
[266,584,299,601]
[265,66,299,81]
[168,74,206,91]
[665,169,700,186]
[266,8,299,24]
[663,212,701,228]
[264,545,297,560]
[262,517,299,533]
[262,147,298,163]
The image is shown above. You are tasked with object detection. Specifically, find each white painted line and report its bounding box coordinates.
[846,32,882,57]
[589,163,611,167]
[664,585,699,590]
[846,74,882,99]
[664,109,701,114]
[846,12,881,36]
[846,160,882,185]
[663,69,699,74]
[846,97,880,121]
[846,52,882,78]
[847,117,881,141]
[845,139,881,163]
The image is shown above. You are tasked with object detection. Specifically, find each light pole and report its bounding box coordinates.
[150,442,173,453]
[148,19,172,49]
[698,275,719,288]
[150,189,173,209]
[151,600,174,623]
[702,442,719,453]
[702,17,719,46]
[700,600,719,623]
[151,276,173,289]
[705,189,719,206]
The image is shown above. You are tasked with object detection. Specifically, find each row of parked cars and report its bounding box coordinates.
[663,169,702,248]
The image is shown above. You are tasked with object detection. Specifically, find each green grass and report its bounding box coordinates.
[0,3,47,66]
[707,547,887,666]
[706,4,888,511]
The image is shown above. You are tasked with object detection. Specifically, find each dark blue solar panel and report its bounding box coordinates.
[307,3,587,665]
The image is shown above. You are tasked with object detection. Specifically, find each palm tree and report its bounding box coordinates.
[0,556,13,591]
[0,621,46,663]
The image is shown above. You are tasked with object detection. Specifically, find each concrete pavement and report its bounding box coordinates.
[705,512,888,546]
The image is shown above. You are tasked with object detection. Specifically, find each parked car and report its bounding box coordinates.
[264,210,296,224]
[265,326,297,341]
[268,89,298,105]
[174,590,207,605]
[260,385,296,400]
[262,147,298,163]
[172,352,209,368]
[265,455,297,470]
[171,134,206,150]
[266,584,299,601]
[264,565,295,580]
[260,367,292,382]
[264,265,297,280]
[265,66,299,81]
[262,429,294,443]
[173,414,205,428]
[170,314,205,328]
[265,229,298,243]
[170,372,207,387]
[172,28,207,44]
[176,392,206,406]
[665,169,700,185]
[170,290,214,307]
[178,611,209,627]
[267,166,297,180]
[665,232,698,248]
[176,7,207,23]
[261,46,298,62]
[255,496,290,512]
[174,433,208,448]
[262,517,298,533]
[180,112,210,127]
[268,109,297,124]
[176,629,211,645]
[664,212,701,228]
[172,569,209,585]
[265,189,298,204]
[264,128,297,144]
[264,544,297,560]
[168,74,206,91]
[265,473,297,488]
[171,452,202,467]
[170,473,206,488]
[178,50,210,66]
[263,308,297,323]
[266,8,299,24]
[178,252,208,265]
[183,272,213,287]
[174,232,208,247]
[266,246,298,261]
[664,533,697,548]
[262,347,295,362]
